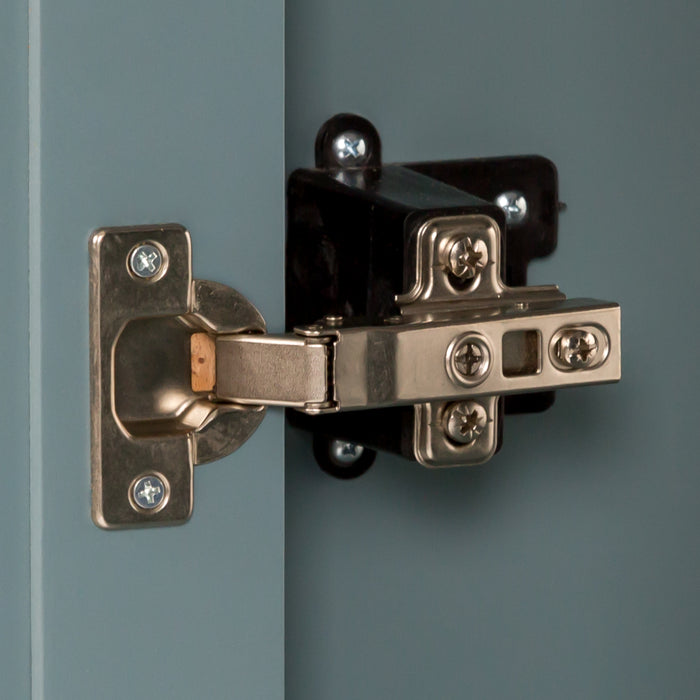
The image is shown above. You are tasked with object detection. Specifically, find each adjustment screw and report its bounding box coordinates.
[447,334,491,385]
[329,440,365,465]
[131,475,167,511]
[555,329,599,369]
[129,243,164,279]
[447,236,488,280]
[495,191,528,225]
[443,401,488,445]
[331,131,368,167]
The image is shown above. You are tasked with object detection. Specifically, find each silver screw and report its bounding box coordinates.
[331,131,368,167]
[132,475,167,511]
[555,329,599,369]
[448,334,491,385]
[329,440,364,465]
[443,401,488,445]
[129,243,164,279]
[495,191,528,225]
[447,237,488,280]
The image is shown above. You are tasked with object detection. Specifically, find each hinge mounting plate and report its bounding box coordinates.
[89,224,266,528]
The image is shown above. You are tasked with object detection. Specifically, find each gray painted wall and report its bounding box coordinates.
[0,0,30,696]
[286,1,700,698]
[30,1,285,698]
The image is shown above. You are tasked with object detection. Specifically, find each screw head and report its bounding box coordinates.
[329,440,365,465]
[447,334,492,386]
[447,236,488,280]
[131,475,167,511]
[331,131,368,167]
[443,401,488,445]
[129,243,164,279]
[555,329,599,369]
[495,191,528,225]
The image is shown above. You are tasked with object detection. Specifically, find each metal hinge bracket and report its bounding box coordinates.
[89,115,621,528]
[90,220,619,528]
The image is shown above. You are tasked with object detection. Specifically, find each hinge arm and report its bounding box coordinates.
[203,297,620,414]
[211,333,335,411]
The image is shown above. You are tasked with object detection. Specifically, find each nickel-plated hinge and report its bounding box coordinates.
[89,115,621,528]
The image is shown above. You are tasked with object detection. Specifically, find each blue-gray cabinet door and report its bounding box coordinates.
[286,2,700,699]
[4,1,285,697]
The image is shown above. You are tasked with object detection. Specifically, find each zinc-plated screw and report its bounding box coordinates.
[129,243,164,279]
[448,334,491,385]
[447,236,488,280]
[443,401,488,445]
[555,329,599,369]
[329,440,364,465]
[331,131,368,167]
[495,191,528,225]
[131,475,167,511]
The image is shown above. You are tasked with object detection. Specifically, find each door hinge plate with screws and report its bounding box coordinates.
[89,224,266,528]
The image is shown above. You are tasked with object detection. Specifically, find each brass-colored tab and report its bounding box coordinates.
[191,333,216,393]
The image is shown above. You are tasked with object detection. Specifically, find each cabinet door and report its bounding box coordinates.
[9,1,285,698]
[286,2,700,699]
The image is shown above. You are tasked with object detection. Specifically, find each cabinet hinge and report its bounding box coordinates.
[89,114,621,528]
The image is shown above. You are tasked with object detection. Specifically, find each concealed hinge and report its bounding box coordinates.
[89,114,621,528]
